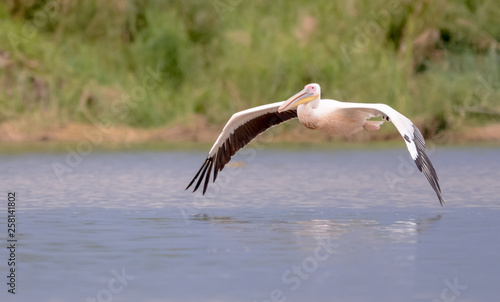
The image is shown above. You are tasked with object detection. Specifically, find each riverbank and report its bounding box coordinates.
[1,117,499,147]
[1,1,499,141]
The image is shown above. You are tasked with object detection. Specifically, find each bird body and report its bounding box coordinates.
[297,99,385,135]
[187,83,444,206]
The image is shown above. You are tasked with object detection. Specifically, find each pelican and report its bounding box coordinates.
[186,83,444,205]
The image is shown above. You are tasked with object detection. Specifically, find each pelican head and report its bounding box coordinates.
[278,83,321,113]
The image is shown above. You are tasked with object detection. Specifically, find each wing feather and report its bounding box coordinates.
[335,102,445,205]
[187,97,444,205]
[186,101,298,194]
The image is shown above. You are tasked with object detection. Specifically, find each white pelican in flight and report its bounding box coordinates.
[186,83,444,205]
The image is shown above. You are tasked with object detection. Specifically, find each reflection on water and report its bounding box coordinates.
[0,147,499,302]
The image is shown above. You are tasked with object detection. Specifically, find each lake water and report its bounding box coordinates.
[0,145,499,302]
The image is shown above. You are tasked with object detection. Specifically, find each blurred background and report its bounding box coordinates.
[1,2,500,302]
[0,0,499,144]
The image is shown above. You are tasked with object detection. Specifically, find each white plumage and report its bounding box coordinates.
[186,83,444,205]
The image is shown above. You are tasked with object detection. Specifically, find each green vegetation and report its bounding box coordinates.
[0,0,499,137]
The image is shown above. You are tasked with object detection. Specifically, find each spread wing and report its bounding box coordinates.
[336,102,445,206]
[186,101,297,194]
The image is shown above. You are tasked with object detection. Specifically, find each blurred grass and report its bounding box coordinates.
[0,0,499,137]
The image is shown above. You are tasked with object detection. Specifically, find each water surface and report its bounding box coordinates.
[0,146,499,302]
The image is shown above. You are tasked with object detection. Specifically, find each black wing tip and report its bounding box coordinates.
[186,158,212,194]
[435,183,445,207]
[202,159,214,195]
[186,109,298,195]
[411,125,445,206]
[413,152,445,206]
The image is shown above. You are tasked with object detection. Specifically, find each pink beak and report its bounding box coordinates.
[278,88,312,113]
